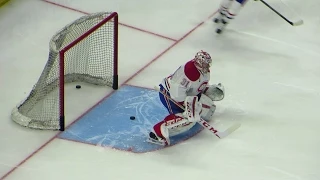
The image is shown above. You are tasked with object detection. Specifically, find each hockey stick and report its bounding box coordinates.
[255,0,303,26]
[154,86,241,138]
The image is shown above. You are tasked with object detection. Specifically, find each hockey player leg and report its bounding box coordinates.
[148,96,202,146]
[214,0,234,23]
[148,115,171,146]
[216,0,248,34]
[148,114,194,146]
[158,85,184,114]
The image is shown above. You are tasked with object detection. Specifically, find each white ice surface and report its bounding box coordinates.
[0,0,319,179]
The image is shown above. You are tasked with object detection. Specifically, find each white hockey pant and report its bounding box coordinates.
[219,0,244,22]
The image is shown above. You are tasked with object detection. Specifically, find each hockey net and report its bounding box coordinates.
[11,12,118,131]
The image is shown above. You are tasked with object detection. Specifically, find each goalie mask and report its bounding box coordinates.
[194,50,212,74]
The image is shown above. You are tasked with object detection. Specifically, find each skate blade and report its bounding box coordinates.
[147,138,166,146]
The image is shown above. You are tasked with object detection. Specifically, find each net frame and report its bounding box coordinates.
[11,12,118,131]
[59,12,118,131]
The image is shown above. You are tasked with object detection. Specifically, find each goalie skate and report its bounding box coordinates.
[147,132,167,146]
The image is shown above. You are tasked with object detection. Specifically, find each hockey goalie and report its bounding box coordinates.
[148,50,225,146]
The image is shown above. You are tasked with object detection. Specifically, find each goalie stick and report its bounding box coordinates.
[255,0,303,26]
[154,86,241,139]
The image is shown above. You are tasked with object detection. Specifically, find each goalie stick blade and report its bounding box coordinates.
[216,123,241,138]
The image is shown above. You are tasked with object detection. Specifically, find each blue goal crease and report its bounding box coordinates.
[59,85,203,153]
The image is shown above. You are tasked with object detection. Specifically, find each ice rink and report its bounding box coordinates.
[1,0,320,179]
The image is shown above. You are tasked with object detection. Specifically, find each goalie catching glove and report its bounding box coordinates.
[204,83,225,101]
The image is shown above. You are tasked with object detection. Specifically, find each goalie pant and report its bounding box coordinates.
[150,85,216,146]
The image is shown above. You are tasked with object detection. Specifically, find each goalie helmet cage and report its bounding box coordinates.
[11,12,118,131]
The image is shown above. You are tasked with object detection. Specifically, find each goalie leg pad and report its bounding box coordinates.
[151,113,196,145]
[184,96,202,123]
[200,94,216,121]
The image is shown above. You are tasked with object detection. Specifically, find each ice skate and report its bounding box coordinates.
[213,11,225,23]
[216,18,228,34]
[147,132,167,146]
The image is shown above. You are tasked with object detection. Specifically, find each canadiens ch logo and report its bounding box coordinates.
[198,81,208,92]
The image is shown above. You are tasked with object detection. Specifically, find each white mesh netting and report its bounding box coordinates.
[11,12,118,130]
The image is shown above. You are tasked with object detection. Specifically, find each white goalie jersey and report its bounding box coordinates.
[161,60,210,103]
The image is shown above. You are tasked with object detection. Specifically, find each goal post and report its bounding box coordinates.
[11,12,119,131]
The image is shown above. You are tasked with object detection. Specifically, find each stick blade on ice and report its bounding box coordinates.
[216,123,241,138]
